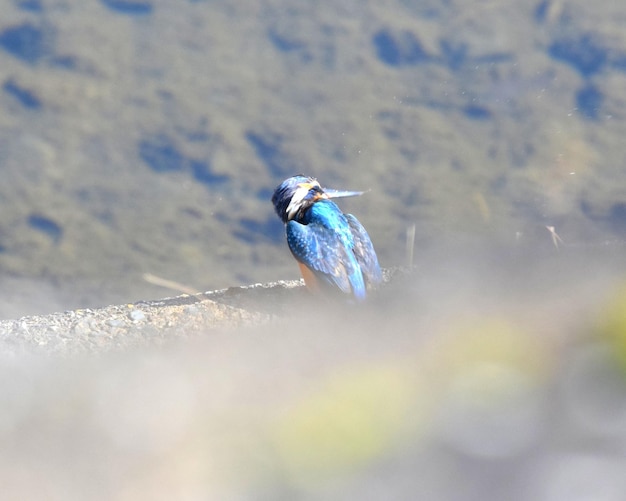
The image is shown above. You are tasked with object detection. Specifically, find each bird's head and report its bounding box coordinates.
[272,175,363,223]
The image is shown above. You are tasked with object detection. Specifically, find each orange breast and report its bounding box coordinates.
[298,262,321,292]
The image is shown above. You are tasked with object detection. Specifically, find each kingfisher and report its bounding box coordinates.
[272,175,382,301]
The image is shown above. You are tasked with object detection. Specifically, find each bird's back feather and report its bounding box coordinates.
[345,213,383,289]
[286,200,367,300]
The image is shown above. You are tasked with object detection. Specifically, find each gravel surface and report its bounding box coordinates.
[0,279,305,356]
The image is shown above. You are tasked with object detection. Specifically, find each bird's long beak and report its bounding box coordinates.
[323,188,365,199]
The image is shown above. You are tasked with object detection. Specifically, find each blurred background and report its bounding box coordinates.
[1,0,625,315]
[2,0,626,499]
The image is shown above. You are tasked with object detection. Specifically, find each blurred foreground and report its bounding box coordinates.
[1,243,626,500]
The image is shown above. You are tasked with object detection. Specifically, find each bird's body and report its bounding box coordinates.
[272,175,382,300]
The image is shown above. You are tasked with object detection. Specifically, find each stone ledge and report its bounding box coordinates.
[0,279,306,356]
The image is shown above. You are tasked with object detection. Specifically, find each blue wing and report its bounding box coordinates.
[286,218,366,300]
[345,214,383,289]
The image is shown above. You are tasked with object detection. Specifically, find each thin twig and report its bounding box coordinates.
[142,273,200,295]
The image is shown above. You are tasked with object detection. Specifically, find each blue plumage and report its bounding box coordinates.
[272,175,382,300]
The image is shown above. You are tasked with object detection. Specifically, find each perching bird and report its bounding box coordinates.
[272,175,382,300]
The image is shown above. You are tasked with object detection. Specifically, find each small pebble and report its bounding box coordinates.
[184,305,199,315]
[128,310,146,322]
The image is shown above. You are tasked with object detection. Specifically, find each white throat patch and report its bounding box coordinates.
[285,185,311,221]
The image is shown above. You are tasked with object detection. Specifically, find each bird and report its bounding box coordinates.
[271,175,382,301]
